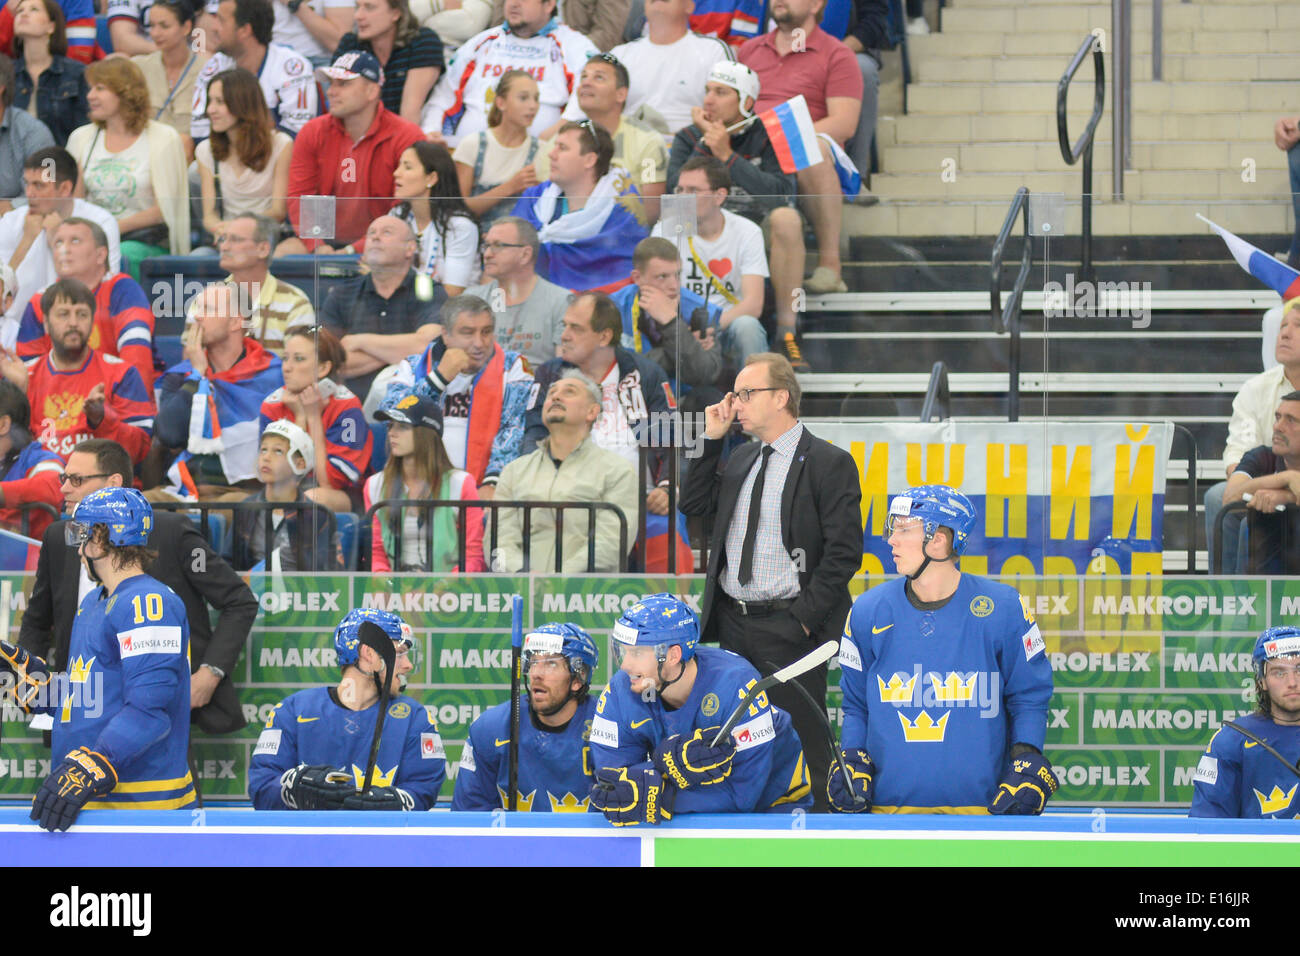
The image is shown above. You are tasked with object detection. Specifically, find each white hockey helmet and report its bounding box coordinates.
[707,60,761,118]
[261,419,315,477]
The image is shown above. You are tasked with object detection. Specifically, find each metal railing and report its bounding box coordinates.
[1212,500,1298,575]
[363,498,631,573]
[1057,32,1105,283]
[1170,424,1197,573]
[13,502,59,539]
[151,499,344,571]
[919,361,951,422]
[989,186,1032,422]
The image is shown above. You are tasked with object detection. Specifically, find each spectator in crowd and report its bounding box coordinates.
[365,385,485,572]
[107,0,160,54]
[320,213,445,398]
[215,213,313,353]
[271,0,353,69]
[420,0,596,147]
[653,156,767,367]
[453,69,541,225]
[261,325,371,511]
[155,281,284,499]
[511,121,647,291]
[681,351,863,808]
[191,0,318,140]
[1206,306,1300,572]
[1222,390,1300,574]
[335,0,442,126]
[738,0,863,297]
[389,293,530,495]
[0,53,52,211]
[492,369,637,571]
[12,0,88,147]
[19,436,258,735]
[392,139,478,295]
[0,148,119,345]
[15,217,151,388]
[420,0,492,50]
[545,52,666,222]
[668,62,804,369]
[233,418,343,570]
[0,378,63,538]
[131,0,210,162]
[2,0,96,63]
[486,0,626,52]
[196,68,292,242]
[463,215,568,367]
[278,51,424,256]
[841,0,887,199]
[67,57,191,274]
[14,278,154,462]
[527,291,676,527]
[612,235,723,392]
[600,0,732,135]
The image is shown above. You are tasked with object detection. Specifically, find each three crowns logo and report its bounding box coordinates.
[898,711,949,742]
[497,787,536,812]
[351,764,397,789]
[929,672,977,702]
[547,792,588,813]
[877,673,917,703]
[1254,783,1297,815]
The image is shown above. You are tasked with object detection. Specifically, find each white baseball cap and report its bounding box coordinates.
[261,419,315,476]
[707,61,761,117]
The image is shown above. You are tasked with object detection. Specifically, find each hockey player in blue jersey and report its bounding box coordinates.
[0,488,195,830]
[248,608,447,811]
[1190,626,1300,818]
[832,485,1057,815]
[588,593,811,825]
[452,623,600,812]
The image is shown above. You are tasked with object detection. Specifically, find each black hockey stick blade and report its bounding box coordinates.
[764,659,865,808]
[358,621,397,797]
[1222,720,1300,780]
[710,640,839,748]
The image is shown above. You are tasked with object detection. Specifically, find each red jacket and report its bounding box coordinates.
[287,105,426,252]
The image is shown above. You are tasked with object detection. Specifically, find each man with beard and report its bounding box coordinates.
[452,623,600,811]
[15,278,154,462]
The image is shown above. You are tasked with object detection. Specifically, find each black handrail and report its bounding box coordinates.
[1212,499,1297,575]
[1056,32,1105,284]
[14,502,59,539]
[1170,424,1197,574]
[919,361,951,422]
[989,186,1031,422]
[151,499,340,570]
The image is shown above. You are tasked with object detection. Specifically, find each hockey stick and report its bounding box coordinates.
[357,621,397,798]
[508,595,523,811]
[1222,720,1300,780]
[763,659,865,807]
[710,640,839,748]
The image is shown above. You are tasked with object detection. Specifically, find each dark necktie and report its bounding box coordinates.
[738,446,774,586]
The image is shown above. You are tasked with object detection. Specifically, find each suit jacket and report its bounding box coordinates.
[19,510,258,735]
[680,425,863,645]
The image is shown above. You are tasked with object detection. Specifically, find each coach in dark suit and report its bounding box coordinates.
[681,353,863,811]
[18,439,258,735]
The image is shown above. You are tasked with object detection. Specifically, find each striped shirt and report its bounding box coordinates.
[721,421,803,601]
[224,272,315,354]
[336,28,445,117]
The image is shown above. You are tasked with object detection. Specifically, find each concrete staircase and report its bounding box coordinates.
[859,0,1300,238]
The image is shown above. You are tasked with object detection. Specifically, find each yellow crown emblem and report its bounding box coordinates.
[877,673,917,703]
[351,764,398,789]
[929,672,977,702]
[898,710,949,742]
[68,655,95,683]
[497,787,536,812]
[547,791,589,813]
[1253,783,1297,815]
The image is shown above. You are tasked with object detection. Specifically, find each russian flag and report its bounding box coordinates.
[1199,213,1300,304]
[759,95,824,175]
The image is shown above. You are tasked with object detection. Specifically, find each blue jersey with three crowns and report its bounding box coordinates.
[247,686,448,810]
[588,645,812,813]
[840,574,1054,813]
[51,574,195,810]
[1189,713,1300,818]
[451,697,599,812]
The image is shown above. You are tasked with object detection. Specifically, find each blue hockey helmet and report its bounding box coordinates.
[884,485,977,555]
[65,487,153,548]
[523,622,599,689]
[334,607,416,670]
[612,593,700,665]
[1253,626,1300,679]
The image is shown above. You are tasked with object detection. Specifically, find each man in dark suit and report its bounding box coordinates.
[681,353,862,810]
[19,439,258,736]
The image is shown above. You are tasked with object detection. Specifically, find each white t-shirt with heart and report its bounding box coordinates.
[653,209,768,311]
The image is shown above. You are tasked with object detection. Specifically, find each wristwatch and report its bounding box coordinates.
[202,663,226,679]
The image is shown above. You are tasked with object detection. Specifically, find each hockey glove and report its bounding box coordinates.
[0,640,50,715]
[827,749,875,813]
[30,747,118,831]
[341,787,415,811]
[988,750,1060,815]
[589,766,676,826]
[652,725,736,789]
[280,764,355,810]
